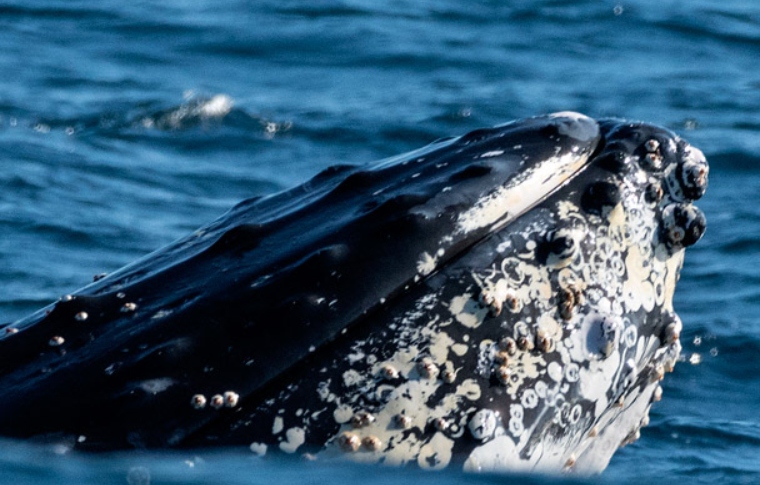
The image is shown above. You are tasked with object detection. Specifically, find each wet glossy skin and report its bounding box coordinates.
[0,113,707,474]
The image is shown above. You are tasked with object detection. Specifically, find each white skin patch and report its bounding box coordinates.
[456,151,592,235]
[417,251,438,276]
[249,442,268,457]
[448,294,487,328]
[138,378,175,394]
[279,427,306,453]
[333,405,354,424]
[417,432,455,470]
[479,150,505,158]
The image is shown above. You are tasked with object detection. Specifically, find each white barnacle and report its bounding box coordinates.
[499,337,517,355]
[74,311,88,322]
[664,340,682,372]
[641,414,651,427]
[679,149,709,196]
[559,286,575,307]
[442,369,457,384]
[645,181,664,203]
[568,282,586,306]
[494,365,511,385]
[49,335,65,347]
[663,321,681,345]
[395,414,413,429]
[517,335,534,352]
[351,411,375,428]
[504,291,520,312]
[190,394,207,409]
[478,288,502,317]
[493,350,510,365]
[121,302,138,313]
[379,364,399,380]
[433,417,449,431]
[223,391,240,408]
[535,329,554,353]
[417,357,439,380]
[338,431,361,452]
[559,300,574,321]
[362,435,382,452]
[210,394,224,409]
[650,363,665,383]
[643,152,663,170]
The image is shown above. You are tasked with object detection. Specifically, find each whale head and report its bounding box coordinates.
[0,112,706,474]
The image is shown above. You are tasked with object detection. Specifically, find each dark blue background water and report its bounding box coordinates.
[1,1,758,483]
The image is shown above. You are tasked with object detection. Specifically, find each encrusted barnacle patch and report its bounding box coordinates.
[216,122,703,471]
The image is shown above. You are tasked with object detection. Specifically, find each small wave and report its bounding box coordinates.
[138,93,234,130]
[0,94,294,141]
[132,93,292,138]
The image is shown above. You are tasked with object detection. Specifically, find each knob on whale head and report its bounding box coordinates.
[0,112,706,475]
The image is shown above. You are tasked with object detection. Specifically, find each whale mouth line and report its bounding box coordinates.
[0,112,706,475]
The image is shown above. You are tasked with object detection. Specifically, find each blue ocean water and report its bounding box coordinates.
[0,0,758,483]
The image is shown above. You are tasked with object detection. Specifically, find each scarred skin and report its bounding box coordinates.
[0,113,707,474]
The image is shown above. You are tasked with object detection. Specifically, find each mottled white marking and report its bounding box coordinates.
[333,405,354,424]
[279,427,306,453]
[249,442,267,456]
[418,432,454,470]
[448,294,486,328]
[456,151,591,235]
[479,150,505,158]
[417,252,438,276]
[342,369,364,387]
[138,378,174,394]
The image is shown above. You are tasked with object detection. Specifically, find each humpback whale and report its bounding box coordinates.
[0,113,707,474]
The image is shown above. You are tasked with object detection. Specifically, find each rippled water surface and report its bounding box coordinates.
[1,1,759,483]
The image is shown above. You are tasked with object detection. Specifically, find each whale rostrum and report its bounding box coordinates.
[0,112,707,474]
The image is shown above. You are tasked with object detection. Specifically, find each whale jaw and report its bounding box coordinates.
[0,113,706,475]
